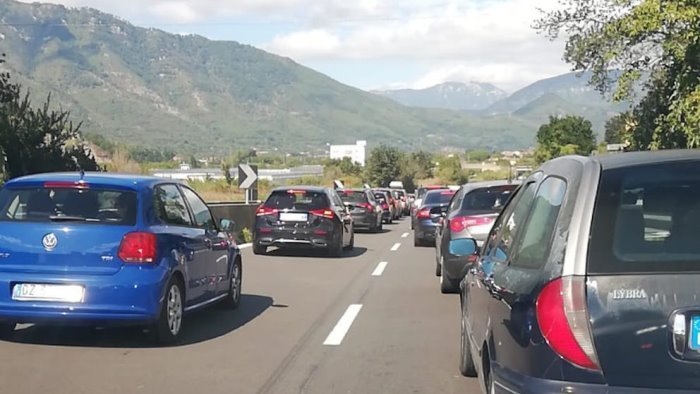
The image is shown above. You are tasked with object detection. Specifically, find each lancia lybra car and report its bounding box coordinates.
[253,187,355,256]
[454,150,700,393]
[0,173,242,344]
[413,188,455,246]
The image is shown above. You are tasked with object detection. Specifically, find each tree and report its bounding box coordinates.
[535,116,597,163]
[325,157,362,177]
[604,112,634,144]
[435,155,469,185]
[535,0,700,149]
[221,161,233,185]
[365,145,403,187]
[0,55,99,180]
[466,149,491,162]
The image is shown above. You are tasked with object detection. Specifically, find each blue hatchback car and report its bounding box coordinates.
[0,172,242,344]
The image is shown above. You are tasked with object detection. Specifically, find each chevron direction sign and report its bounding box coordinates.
[238,164,258,189]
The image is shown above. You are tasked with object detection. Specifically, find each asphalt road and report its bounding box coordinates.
[0,218,481,394]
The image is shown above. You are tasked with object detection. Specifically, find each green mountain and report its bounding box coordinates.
[0,0,605,155]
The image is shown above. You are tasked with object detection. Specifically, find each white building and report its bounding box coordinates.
[329,140,367,166]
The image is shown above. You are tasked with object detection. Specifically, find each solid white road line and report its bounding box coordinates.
[391,243,401,251]
[401,233,409,238]
[372,261,388,277]
[238,243,252,249]
[323,304,363,346]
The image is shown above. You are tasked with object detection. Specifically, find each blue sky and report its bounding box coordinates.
[19,0,571,92]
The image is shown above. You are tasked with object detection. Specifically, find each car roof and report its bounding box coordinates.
[592,149,700,170]
[459,180,521,191]
[271,186,328,193]
[4,172,171,189]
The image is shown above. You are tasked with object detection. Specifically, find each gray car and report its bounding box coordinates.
[434,180,520,293]
[339,189,383,233]
[454,150,700,393]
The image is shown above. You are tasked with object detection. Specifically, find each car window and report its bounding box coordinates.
[489,182,537,264]
[180,186,215,230]
[153,184,192,226]
[449,188,465,212]
[589,160,700,274]
[340,190,368,203]
[423,190,455,205]
[265,190,330,210]
[461,185,517,214]
[0,187,138,226]
[510,177,566,269]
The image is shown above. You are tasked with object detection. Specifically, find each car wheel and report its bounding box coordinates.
[486,365,495,394]
[253,244,267,255]
[435,261,441,277]
[222,259,242,309]
[152,278,185,345]
[440,262,459,294]
[459,310,477,377]
[378,220,383,232]
[329,233,343,257]
[344,232,355,251]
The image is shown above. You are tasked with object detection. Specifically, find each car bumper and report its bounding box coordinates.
[492,364,699,394]
[0,265,169,325]
[351,213,378,228]
[415,222,440,241]
[256,229,332,249]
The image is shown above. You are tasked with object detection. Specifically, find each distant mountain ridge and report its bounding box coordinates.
[0,0,623,155]
[373,81,508,111]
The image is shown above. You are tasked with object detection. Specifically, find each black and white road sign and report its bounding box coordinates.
[238,164,258,189]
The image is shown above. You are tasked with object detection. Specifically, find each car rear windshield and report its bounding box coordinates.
[0,187,138,226]
[461,185,517,214]
[424,190,455,205]
[265,190,330,211]
[340,190,368,203]
[588,160,700,274]
[374,192,388,201]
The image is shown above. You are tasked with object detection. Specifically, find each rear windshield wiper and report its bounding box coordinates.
[49,215,93,222]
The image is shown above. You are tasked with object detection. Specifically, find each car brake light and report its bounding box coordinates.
[381,203,389,209]
[44,181,89,189]
[311,209,335,219]
[357,202,373,210]
[118,232,157,263]
[450,216,494,232]
[417,208,431,219]
[256,206,279,216]
[536,276,600,371]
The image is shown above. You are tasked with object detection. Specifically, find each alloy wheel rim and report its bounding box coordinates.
[167,285,182,335]
[231,263,241,301]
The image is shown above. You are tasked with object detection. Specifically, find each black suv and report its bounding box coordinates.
[254,187,354,257]
[453,150,700,393]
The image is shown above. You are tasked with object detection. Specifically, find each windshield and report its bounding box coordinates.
[461,185,517,214]
[264,190,329,210]
[0,187,138,225]
[423,190,455,205]
[340,190,368,203]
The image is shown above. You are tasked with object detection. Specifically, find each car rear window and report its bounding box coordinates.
[461,185,517,214]
[265,190,330,211]
[424,190,455,205]
[0,187,138,226]
[340,190,368,204]
[588,160,700,274]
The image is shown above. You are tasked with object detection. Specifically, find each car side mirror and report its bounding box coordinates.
[449,238,478,257]
[220,219,235,233]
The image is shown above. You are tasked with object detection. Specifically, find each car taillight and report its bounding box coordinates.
[381,203,389,210]
[536,276,600,371]
[450,216,494,233]
[118,232,157,263]
[417,208,431,219]
[311,209,335,219]
[357,202,373,210]
[256,205,278,216]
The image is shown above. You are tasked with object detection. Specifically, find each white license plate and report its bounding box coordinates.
[12,283,85,303]
[280,212,308,222]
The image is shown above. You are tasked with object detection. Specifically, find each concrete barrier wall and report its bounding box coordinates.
[208,202,260,243]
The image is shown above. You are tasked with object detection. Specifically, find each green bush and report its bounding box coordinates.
[240,228,253,244]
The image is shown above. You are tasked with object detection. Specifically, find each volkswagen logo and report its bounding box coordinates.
[42,233,58,251]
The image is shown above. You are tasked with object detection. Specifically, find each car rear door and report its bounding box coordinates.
[151,184,209,305]
[329,190,352,244]
[586,161,700,391]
